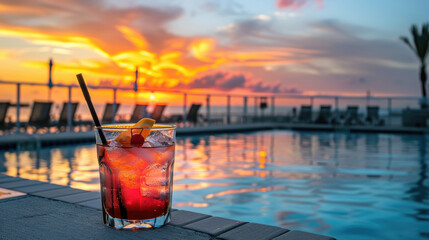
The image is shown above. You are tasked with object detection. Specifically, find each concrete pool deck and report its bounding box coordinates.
[0,173,335,240]
[0,122,427,150]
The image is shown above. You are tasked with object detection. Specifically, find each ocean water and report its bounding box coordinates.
[1,130,428,240]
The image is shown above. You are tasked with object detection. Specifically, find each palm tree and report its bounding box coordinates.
[400,23,429,108]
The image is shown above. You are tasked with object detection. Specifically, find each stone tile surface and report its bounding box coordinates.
[15,183,65,194]
[0,196,210,240]
[78,198,102,210]
[32,187,86,198]
[54,191,100,203]
[0,174,334,240]
[217,223,288,240]
[170,210,211,227]
[273,230,336,240]
[0,176,20,183]
[184,216,245,236]
[0,179,43,189]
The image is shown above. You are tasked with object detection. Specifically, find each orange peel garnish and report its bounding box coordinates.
[115,118,155,145]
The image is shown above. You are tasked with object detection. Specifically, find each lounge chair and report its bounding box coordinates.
[344,106,362,125]
[130,104,149,123]
[402,108,429,127]
[0,102,12,132]
[26,101,53,132]
[166,103,202,125]
[57,102,79,131]
[298,105,312,123]
[186,104,202,125]
[101,103,121,124]
[151,104,167,123]
[366,106,384,125]
[315,105,332,124]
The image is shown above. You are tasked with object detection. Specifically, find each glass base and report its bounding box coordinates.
[103,211,171,230]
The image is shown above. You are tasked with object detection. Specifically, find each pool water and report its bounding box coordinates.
[1,130,428,240]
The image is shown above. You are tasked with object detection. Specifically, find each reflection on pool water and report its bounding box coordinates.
[1,130,428,240]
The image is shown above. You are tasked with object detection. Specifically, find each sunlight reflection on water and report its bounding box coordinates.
[1,130,428,240]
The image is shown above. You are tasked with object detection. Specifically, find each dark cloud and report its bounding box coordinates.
[184,71,301,93]
[187,72,244,90]
[218,18,273,41]
[219,74,246,89]
[250,81,301,93]
[187,72,227,89]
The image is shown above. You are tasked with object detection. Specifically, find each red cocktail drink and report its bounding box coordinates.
[96,123,175,230]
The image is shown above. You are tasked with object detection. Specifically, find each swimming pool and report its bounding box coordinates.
[1,130,428,240]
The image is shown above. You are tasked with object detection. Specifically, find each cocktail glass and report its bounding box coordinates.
[95,124,176,230]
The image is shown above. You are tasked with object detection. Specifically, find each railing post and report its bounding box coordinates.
[366,90,371,106]
[335,96,339,112]
[206,95,210,124]
[183,93,187,125]
[113,88,117,123]
[67,86,73,132]
[388,98,392,126]
[227,95,231,124]
[334,96,339,123]
[261,97,265,118]
[254,97,258,118]
[16,83,21,133]
[271,96,275,119]
[243,96,248,123]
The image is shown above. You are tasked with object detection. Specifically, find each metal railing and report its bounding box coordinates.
[0,79,425,133]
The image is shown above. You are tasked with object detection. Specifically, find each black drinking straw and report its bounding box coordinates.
[76,73,109,146]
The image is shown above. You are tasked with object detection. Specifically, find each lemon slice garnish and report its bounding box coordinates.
[115,118,155,144]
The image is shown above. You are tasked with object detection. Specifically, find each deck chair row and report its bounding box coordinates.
[0,101,81,132]
[297,105,384,125]
[0,101,203,132]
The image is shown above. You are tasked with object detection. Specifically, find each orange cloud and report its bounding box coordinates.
[116,25,148,50]
[0,0,311,93]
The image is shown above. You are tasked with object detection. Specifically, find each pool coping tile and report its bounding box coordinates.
[216,222,289,240]
[77,198,102,210]
[0,179,44,189]
[14,183,66,194]
[53,191,100,203]
[272,230,336,240]
[0,176,21,183]
[183,216,246,236]
[31,187,86,198]
[170,210,212,227]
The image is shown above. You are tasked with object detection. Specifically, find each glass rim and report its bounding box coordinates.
[96,123,176,131]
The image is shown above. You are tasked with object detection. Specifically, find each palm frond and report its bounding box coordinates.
[420,24,429,64]
[402,23,429,99]
[410,24,429,63]
[411,25,421,55]
[400,36,416,53]
[401,23,429,64]
[422,23,429,36]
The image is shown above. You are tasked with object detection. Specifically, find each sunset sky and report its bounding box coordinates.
[0,0,428,102]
